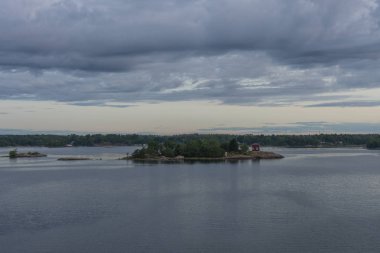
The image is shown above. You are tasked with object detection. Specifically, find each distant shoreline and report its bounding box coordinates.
[0,134,379,150]
[0,144,370,149]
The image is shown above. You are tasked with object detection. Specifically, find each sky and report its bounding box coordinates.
[1,0,380,134]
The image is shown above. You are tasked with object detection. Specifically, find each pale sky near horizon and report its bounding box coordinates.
[1,0,380,134]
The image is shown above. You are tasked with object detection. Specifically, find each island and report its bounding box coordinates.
[57,157,93,161]
[8,149,47,158]
[121,139,284,161]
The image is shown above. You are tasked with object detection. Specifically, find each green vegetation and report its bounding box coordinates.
[131,138,255,159]
[0,134,153,147]
[0,133,379,149]
[182,139,225,158]
[129,138,287,160]
[9,149,17,158]
[7,150,47,158]
[131,139,226,159]
[366,137,380,149]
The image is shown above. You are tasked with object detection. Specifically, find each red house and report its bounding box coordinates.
[252,143,260,151]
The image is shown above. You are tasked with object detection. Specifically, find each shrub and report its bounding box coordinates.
[9,149,17,158]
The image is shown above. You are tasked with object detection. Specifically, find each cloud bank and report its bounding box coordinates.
[1,0,380,106]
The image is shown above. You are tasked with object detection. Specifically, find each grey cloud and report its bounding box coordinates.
[69,101,133,108]
[0,51,379,106]
[1,0,380,106]
[1,0,380,70]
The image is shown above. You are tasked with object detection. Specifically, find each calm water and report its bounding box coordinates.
[0,147,380,253]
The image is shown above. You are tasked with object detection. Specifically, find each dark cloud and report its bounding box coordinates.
[1,0,380,105]
[2,0,379,69]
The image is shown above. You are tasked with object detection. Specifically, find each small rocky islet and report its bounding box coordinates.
[57,157,94,161]
[7,150,47,158]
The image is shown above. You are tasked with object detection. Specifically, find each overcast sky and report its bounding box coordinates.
[1,0,380,134]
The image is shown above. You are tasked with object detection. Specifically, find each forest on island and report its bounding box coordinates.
[130,138,247,159]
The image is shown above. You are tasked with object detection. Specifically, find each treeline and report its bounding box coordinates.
[0,134,152,147]
[0,133,379,148]
[366,138,380,149]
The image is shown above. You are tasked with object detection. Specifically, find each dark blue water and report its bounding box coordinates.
[0,147,380,253]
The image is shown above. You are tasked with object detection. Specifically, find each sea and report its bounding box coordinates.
[0,146,379,253]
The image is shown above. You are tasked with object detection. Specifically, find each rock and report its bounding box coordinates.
[57,157,92,161]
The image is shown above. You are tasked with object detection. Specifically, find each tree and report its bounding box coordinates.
[160,141,176,157]
[174,144,184,156]
[240,144,249,153]
[131,148,147,159]
[228,139,239,152]
[367,138,380,149]
[147,141,159,155]
[220,142,229,151]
